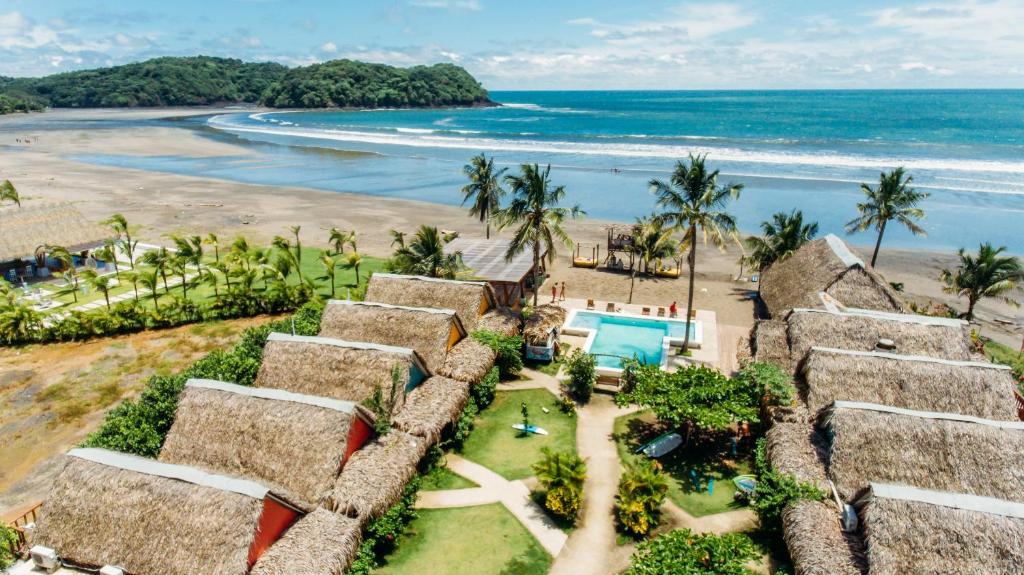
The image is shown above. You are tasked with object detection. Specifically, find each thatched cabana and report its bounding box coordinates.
[32,448,301,575]
[477,307,522,337]
[319,300,466,372]
[786,308,974,366]
[251,509,362,575]
[858,483,1024,575]
[758,234,902,318]
[782,499,866,575]
[325,431,427,525]
[437,336,496,384]
[765,416,830,491]
[802,347,1019,420]
[256,333,430,409]
[364,273,496,332]
[393,376,472,443]
[524,305,566,345]
[0,202,110,265]
[750,319,792,367]
[824,401,1024,502]
[159,379,374,511]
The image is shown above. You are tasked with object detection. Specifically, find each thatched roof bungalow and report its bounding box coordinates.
[364,273,496,332]
[524,304,566,346]
[437,336,496,384]
[824,401,1024,502]
[393,376,472,443]
[32,448,301,575]
[256,333,430,409]
[802,347,1019,420]
[765,416,830,491]
[325,431,427,525]
[0,202,110,266]
[159,379,374,511]
[782,499,866,575]
[786,308,974,367]
[758,234,902,318]
[319,300,465,372]
[857,483,1024,575]
[477,306,521,337]
[750,319,792,367]
[251,508,362,575]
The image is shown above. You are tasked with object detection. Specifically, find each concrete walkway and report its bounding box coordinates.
[416,454,568,557]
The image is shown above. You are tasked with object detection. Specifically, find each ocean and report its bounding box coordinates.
[75,90,1024,253]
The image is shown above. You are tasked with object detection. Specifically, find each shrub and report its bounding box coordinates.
[532,447,586,523]
[750,438,825,534]
[472,329,524,380]
[472,366,499,409]
[624,528,761,575]
[447,397,479,451]
[347,476,421,575]
[736,361,795,407]
[616,459,669,537]
[565,348,596,403]
[1,524,20,569]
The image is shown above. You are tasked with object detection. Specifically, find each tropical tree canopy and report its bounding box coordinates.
[845,166,929,267]
[744,209,819,271]
[940,242,1023,320]
[388,225,464,279]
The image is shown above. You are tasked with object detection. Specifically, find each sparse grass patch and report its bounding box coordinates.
[420,465,477,491]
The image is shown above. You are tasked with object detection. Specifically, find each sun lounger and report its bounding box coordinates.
[657,307,666,317]
[642,307,651,316]
[689,309,697,319]
[605,303,616,313]
[587,299,595,310]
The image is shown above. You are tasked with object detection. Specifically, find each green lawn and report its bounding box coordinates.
[460,389,577,480]
[613,410,752,517]
[420,465,478,491]
[984,339,1024,391]
[374,504,550,575]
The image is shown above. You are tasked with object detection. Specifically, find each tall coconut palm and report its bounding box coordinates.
[318,251,338,298]
[139,247,172,293]
[340,251,364,287]
[102,213,137,269]
[940,243,1023,321]
[461,153,507,239]
[744,209,819,272]
[1,180,20,207]
[845,167,929,267]
[80,269,114,309]
[204,233,221,263]
[495,164,584,306]
[328,227,355,255]
[47,245,81,303]
[651,154,742,350]
[390,225,464,279]
[623,216,676,303]
[137,269,162,313]
[96,239,121,277]
[171,235,204,299]
[119,269,141,303]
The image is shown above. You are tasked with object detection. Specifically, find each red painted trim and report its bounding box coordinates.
[343,417,373,468]
[247,497,300,568]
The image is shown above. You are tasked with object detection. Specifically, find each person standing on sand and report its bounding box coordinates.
[669,301,678,317]
[559,282,566,301]
[551,283,557,303]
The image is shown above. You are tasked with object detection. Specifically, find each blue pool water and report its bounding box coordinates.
[569,312,695,369]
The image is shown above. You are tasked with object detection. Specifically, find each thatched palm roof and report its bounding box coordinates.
[782,499,866,575]
[256,333,429,410]
[159,379,369,511]
[786,308,974,366]
[393,376,472,443]
[365,273,496,332]
[824,401,1024,502]
[319,300,465,372]
[251,509,362,575]
[765,414,830,491]
[33,448,296,575]
[524,305,567,346]
[477,307,522,337]
[802,347,1019,420]
[437,336,496,384]
[858,483,1024,575]
[759,234,903,318]
[751,319,792,367]
[0,202,110,262]
[325,431,427,525]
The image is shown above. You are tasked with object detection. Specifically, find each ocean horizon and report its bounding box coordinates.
[69,89,1024,253]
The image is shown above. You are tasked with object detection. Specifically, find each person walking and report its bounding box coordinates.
[558,281,566,301]
[551,283,558,303]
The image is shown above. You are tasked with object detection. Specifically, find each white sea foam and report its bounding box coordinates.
[394,127,435,134]
[206,114,1024,179]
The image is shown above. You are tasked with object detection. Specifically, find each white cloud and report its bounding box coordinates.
[320,41,338,53]
[568,3,756,43]
[409,0,481,11]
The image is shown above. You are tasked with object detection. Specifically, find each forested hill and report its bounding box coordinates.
[0,56,491,112]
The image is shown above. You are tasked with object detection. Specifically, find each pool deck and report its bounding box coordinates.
[554,297,720,371]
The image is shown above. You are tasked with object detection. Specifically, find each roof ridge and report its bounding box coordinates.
[830,400,1024,430]
[792,307,966,327]
[373,273,488,287]
[869,482,1024,520]
[327,299,458,317]
[823,234,864,268]
[186,378,359,413]
[809,346,1010,370]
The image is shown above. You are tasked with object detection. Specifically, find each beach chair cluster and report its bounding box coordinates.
[586,298,689,319]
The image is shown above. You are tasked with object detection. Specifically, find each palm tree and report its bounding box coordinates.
[137,269,162,313]
[390,225,465,279]
[1,180,20,207]
[744,209,819,272]
[290,225,303,269]
[120,269,141,303]
[940,243,1024,320]
[623,216,676,303]
[495,164,584,306]
[204,233,221,263]
[96,239,121,277]
[845,167,929,267]
[461,153,507,239]
[80,269,114,309]
[651,154,742,350]
[102,213,137,268]
[340,251,363,287]
[171,235,203,298]
[47,245,80,303]
[532,447,587,521]
[328,227,354,255]
[0,300,41,344]
[318,251,338,298]
[139,247,172,293]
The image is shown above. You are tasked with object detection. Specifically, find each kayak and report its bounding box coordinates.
[636,431,683,458]
[512,423,549,436]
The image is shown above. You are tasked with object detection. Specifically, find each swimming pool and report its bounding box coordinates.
[562,310,701,372]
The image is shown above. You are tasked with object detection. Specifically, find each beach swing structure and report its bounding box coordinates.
[604,225,638,272]
[572,243,599,268]
[653,255,684,279]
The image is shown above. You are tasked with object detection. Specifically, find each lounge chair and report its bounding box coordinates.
[605,303,616,313]
[642,307,651,316]
[587,299,595,310]
[657,307,666,317]
[689,309,697,319]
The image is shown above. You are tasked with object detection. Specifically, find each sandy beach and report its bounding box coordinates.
[1,108,1021,346]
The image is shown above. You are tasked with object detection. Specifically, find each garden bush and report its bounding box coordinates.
[736,361,796,408]
[565,348,596,403]
[1,524,20,569]
[472,329,524,380]
[347,476,422,575]
[616,459,669,537]
[750,438,825,534]
[533,447,586,523]
[624,528,761,575]
[472,366,500,409]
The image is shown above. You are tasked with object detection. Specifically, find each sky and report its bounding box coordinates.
[1,0,1023,89]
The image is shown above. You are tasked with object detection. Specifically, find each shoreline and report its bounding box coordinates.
[1,108,1021,344]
